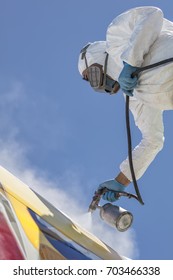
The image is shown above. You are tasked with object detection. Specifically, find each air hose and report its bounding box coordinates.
[126,56,173,205]
[126,95,144,205]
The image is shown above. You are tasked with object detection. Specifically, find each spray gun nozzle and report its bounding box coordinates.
[88,187,107,213]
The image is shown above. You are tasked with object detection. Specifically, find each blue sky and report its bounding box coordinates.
[0,0,173,260]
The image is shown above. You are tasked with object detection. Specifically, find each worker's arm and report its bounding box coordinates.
[115,172,130,186]
[120,98,164,181]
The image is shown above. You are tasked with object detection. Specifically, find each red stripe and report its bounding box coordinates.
[0,212,25,259]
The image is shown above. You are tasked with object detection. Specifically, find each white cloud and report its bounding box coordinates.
[0,81,139,259]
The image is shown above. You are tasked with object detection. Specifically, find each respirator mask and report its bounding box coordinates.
[81,44,120,94]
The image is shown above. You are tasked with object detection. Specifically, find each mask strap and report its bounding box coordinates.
[80,43,91,69]
[102,52,109,87]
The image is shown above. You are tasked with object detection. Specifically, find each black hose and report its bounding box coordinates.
[126,95,144,205]
[132,57,173,77]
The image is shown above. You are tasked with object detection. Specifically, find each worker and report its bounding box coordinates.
[78,6,173,202]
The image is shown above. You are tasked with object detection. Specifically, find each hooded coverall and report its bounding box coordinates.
[79,6,173,183]
[107,6,173,181]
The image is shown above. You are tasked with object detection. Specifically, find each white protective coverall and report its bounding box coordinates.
[78,6,173,181]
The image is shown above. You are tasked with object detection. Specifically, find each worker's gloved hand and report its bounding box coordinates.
[98,179,126,202]
[118,62,138,96]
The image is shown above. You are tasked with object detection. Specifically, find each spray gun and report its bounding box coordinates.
[88,188,138,232]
